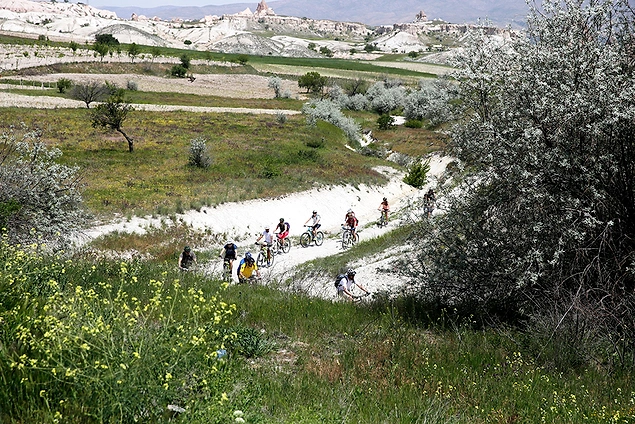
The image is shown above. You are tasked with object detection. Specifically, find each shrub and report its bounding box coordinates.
[170,64,187,77]
[275,112,287,124]
[305,137,325,149]
[126,80,138,91]
[268,76,283,98]
[366,82,405,114]
[302,99,361,143]
[0,125,84,244]
[188,137,212,168]
[403,158,430,189]
[404,119,423,128]
[56,77,72,93]
[377,114,395,130]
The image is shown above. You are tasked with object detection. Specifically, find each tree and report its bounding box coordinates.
[179,53,191,69]
[70,81,108,108]
[93,42,109,62]
[91,89,135,152]
[68,40,79,54]
[95,33,119,46]
[377,114,395,130]
[298,71,328,95]
[150,46,161,63]
[56,78,72,94]
[268,76,283,98]
[236,54,249,65]
[409,0,635,365]
[0,125,83,244]
[127,42,140,63]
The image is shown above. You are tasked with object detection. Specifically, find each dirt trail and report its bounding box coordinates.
[80,155,452,300]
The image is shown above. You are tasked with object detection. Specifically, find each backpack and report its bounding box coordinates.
[236,258,245,277]
[334,274,346,289]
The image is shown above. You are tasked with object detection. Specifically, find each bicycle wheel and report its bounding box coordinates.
[314,231,324,246]
[342,231,352,249]
[300,232,311,248]
[282,238,291,253]
[256,252,266,267]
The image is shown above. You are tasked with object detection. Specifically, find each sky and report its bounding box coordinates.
[93,0,248,8]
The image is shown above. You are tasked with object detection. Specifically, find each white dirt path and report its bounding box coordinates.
[78,154,453,300]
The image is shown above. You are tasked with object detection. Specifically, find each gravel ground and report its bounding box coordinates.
[7,72,301,99]
[0,72,301,114]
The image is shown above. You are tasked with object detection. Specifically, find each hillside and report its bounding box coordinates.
[0,0,513,61]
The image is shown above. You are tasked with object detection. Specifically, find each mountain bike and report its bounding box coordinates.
[423,199,435,218]
[341,225,359,249]
[274,235,291,254]
[222,258,233,282]
[377,209,388,227]
[352,292,371,303]
[256,242,275,267]
[299,225,324,248]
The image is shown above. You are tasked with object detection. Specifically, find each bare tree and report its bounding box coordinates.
[70,81,108,108]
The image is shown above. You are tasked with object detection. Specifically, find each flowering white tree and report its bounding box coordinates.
[0,126,84,243]
[409,0,635,365]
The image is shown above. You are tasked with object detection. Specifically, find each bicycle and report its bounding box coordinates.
[341,225,359,249]
[352,292,371,303]
[423,199,435,218]
[299,225,324,248]
[256,242,275,267]
[238,275,262,285]
[222,258,233,281]
[377,209,388,227]
[274,235,291,254]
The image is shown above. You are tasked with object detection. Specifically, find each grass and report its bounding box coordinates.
[3,235,633,423]
[0,108,395,217]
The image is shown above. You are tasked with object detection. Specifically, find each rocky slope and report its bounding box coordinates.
[0,0,513,61]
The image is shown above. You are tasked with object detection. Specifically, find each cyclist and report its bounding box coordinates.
[344,209,359,240]
[424,188,436,218]
[304,210,321,238]
[378,197,390,223]
[236,252,253,279]
[238,253,261,284]
[274,217,290,249]
[335,269,369,301]
[178,246,197,271]
[219,239,238,275]
[256,226,274,266]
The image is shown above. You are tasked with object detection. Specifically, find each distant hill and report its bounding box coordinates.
[99,0,530,27]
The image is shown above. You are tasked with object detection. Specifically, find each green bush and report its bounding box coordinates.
[403,158,430,189]
[170,64,187,77]
[377,114,395,130]
[56,77,72,93]
[404,119,423,128]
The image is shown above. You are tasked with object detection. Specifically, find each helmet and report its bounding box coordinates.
[383,197,387,202]
[346,269,356,276]
[312,210,317,214]
[184,246,191,252]
[265,226,270,231]
[347,209,353,213]
[279,218,284,222]
[245,252,252,259]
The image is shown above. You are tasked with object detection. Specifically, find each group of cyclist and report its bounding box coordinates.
[178,192,437,295]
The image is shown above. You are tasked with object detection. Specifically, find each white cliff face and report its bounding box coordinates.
[0,0,510,59]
